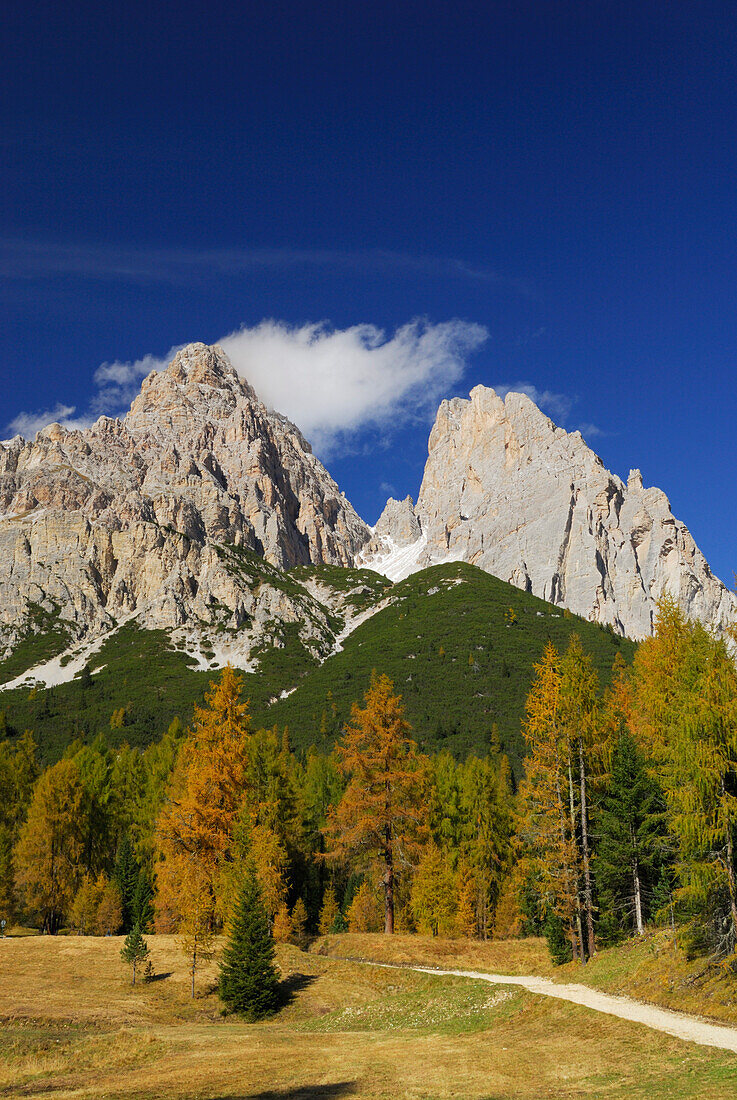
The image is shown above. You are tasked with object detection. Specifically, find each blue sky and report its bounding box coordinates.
[2,1,737,583]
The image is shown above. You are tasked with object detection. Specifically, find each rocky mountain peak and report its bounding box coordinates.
[362,384,735,639]
[0,343,370,669]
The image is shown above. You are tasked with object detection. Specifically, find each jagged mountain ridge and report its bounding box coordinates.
[0,343,370,672]
[360,385,735,639]
[1,344,732,689]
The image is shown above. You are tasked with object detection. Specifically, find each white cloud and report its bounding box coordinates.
[6,403,94,437]
[219,319,488,453]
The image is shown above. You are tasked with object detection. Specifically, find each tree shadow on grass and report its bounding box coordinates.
[145,971,173,983]
[277,972,318,1009]
[214,1085,356,1100]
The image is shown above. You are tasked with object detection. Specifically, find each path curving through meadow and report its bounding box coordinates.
[372,962,737,1054]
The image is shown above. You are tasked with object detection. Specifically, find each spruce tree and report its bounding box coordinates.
[596,730,667,941]
[120,923,150,985]
[219,871,280,1019]
[114,833,140,932]
[131,870,154,932]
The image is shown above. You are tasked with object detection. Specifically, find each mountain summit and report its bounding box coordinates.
[0,343,369,668]
[360,384,734,638]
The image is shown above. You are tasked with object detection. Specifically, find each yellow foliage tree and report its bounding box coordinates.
[70,873,104,934]
[410,841,457,936]
[14,758,85,932]
[95,878,123,935]
[517,641,583,961]
[156,666,251,937]
[455,862,478,938]
[272,903,292,943]
[324,673,429,934]
[318,884,340,935]
[346,880,383,932]
[290,897,308,943]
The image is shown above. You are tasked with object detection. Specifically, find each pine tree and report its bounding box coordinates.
[219,871,280,1019]
[120,924,150,985]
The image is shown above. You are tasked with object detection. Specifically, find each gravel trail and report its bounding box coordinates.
[382,963,737,1053]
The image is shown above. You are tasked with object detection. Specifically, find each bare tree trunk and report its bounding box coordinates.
[554,765,579,961]
[722,779,737,943]
[191,941,197,999]
[633,856,644,935]
[383,825,394,935]
[579,741,595,957]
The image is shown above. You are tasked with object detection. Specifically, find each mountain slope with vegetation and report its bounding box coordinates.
[0,561,633,770]
[260,561,634,772]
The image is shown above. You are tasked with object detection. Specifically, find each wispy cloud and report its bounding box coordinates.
[219,319,488,454]
[0,238,533,296]
[6,403,94,437]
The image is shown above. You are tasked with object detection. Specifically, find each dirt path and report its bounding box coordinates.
[378,963,737,1053]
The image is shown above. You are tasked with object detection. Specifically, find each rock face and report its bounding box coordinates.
[361,385,735,638]
[0,343,370,667]
[369,496,422,550]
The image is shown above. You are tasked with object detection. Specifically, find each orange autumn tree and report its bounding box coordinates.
[323,673,428,934]
[155,666,251,989]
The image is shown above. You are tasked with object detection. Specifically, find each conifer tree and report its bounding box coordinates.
[14,758,86,932]
[410,841,457,936]
[290,896,308,943]
[131,871,154,932]
[323,673,428,934]
[455,862,478,938]
[272,903,292,942]
[517,642,583,961]
[559,635,602,958]
[346,880,383,932]
[114,833,140,932]
[120,923,150,985]
[219,871,280,1019]
[596,729,666,939]
[665,634,737,947]
[318,884,340,935]
[156,666,251,936]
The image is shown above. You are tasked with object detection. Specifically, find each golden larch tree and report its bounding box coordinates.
[323,673,428,933]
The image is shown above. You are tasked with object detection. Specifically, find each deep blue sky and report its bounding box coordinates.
[2,1,737,582]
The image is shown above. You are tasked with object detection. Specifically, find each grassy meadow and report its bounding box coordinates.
[2,932,737,1100]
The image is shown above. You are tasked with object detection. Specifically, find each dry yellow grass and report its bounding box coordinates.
[1,933,736,1099]
[309,932,554,975]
